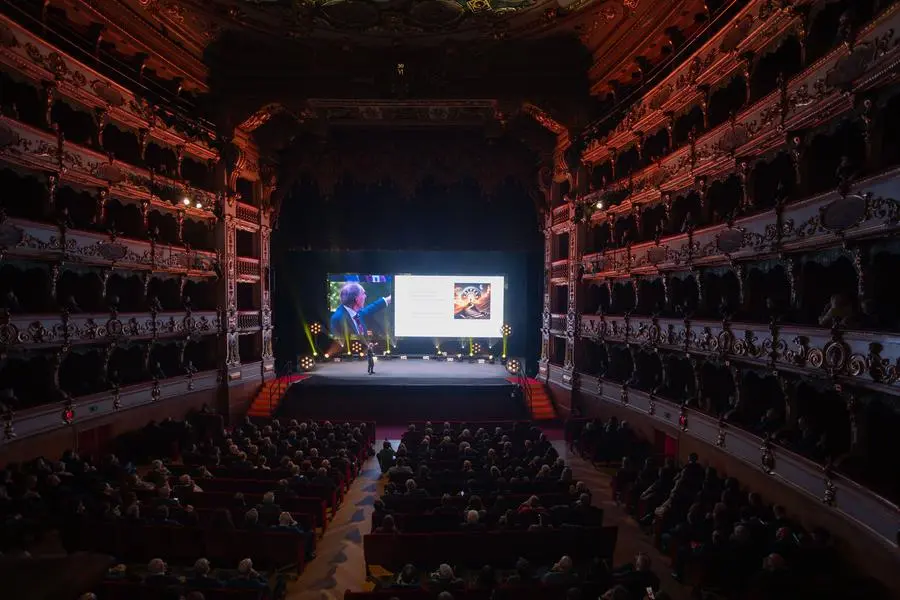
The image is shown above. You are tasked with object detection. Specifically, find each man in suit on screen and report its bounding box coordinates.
[330,282,391,341]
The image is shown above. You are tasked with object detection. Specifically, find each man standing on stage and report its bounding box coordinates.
[366,343,375,375]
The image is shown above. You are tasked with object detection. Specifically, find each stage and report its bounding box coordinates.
[302,359,511,386]
[277,358,526,422]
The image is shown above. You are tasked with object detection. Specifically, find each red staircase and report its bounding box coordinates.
[508,376,556,421]
[246,374,310,418]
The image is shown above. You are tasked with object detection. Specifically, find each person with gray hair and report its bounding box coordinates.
[227,558,267,589]
[144,558,179,587]
[329,281,391,341]
[187,557,224,589]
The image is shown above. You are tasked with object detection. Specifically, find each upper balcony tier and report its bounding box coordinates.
[574,1,899,212]
[1,214,218,275]
[0,13,217,163]
[580,168,900,280]
[584,0,802,157]
[0,115,218,220]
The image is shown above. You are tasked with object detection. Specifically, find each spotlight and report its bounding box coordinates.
[506,358,521,374]
[182,197,191,206]
[299,355,316,371]
[195,201,203,209]
[324,353,330,359]
[310,322,322,335]
[472,342,482,353]
[350,340,364,354]
[501,324,512,336]
[595,200,604,210]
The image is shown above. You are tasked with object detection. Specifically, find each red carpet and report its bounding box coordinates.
[508,377,557,421]
[247,374,311,417]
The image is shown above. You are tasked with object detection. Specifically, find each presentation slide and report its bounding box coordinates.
[394,275,505,338]
[326,274,393,340]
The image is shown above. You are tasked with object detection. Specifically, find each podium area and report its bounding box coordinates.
[277,358,525,422]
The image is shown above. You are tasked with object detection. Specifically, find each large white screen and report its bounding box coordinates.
[394,275,505,338]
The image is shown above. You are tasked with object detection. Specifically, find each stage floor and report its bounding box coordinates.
[302,359,511,386]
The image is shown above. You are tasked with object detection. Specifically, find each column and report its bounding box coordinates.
[539,214,552,379]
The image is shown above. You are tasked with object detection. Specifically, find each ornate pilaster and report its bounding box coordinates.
[259,207,275,376]
[564,218,583,380]
[223,213,240,370]
[540,214,552,370]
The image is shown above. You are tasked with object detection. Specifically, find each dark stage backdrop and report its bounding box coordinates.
[273,250,543,369]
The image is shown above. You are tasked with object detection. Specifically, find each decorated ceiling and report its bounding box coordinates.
[30,0,717,145]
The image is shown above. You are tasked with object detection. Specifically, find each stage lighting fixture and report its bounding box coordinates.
[323,353,330,359]
[506,359,521,374]
[472,343,482,353]
[501,324,512,336]
[182,197,190,206]
[195,201,203,209]
[457,353,462,359]
[310,322,322,335]
[299,355,316,371]
[595,200,604,210]
[350,340,364,354]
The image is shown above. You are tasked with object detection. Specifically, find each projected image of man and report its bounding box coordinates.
[330,282,391,341]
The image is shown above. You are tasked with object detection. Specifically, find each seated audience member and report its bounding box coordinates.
[255,491,282,526]
[377,441,396,474]
[387,458,413,479]
[227,558,267,589]
[375,514,399,534]
[541,555,577,587]
[611,553,659,599]
[460,509,485,531]
[151,505,181,527]
[571,493,604,526]
[404,479,426,497]
[432,494,460,517]
[272,511,316,559]
[428,563,464,592]
[242,508,263,530]
[186,558,223,589]
[393,563,419,587]
[144,558,180,587]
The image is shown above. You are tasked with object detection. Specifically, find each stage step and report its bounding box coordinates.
[507,377,557,421]
[247,374,309,418]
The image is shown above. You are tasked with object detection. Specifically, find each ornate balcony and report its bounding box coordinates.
[583,169,900,280]
[0,215,217,275]
[235,202,261,229]
[550,204,570,229]
[0,116,218,219]
[236,257,260,281]
[0,310,219,349]
[0,14,218,164]
[7,368,220,441]
[585,0,800,154]
[237,310,261,331]
[579,314,900,395]
[549,313,566,334]
[580,3,899,213]
[564,370,900,552]
[549,260,568,282]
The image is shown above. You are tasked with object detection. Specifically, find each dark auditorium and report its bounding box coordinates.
[1,1,900,600]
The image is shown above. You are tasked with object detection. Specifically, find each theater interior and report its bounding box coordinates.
[1,0,900,599]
